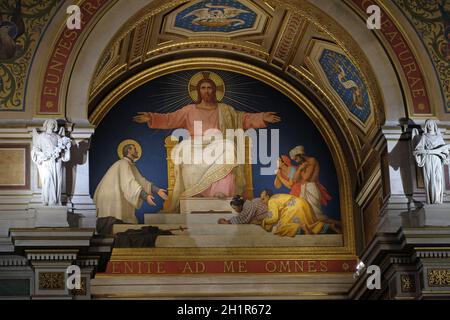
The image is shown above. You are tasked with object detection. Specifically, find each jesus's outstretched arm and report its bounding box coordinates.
[242,111,281,129]
[133,106,190,129]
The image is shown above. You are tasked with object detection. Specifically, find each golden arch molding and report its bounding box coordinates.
[88,0,385,134]
[90,57,356,258]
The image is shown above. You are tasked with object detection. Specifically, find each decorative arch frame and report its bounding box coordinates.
[71,0,392,255]
[90,56,356,258]
[23,0,436,254]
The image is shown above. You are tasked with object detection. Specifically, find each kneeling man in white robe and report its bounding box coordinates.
[94,143,167,224]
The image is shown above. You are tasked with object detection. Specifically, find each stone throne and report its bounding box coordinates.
[162,135,254,213]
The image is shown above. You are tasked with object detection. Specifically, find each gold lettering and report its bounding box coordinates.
[224,261,235,273]
[392,39,407,50]
[320,261,328,272]
[279,261,291,273]
[54,47,68,60]
[157,262,166,274]
[412,88,426,98]
[143,262,154,273]
[49,60,64,73]
[385,31,399,43]
[238,261,247,273]
[82,2,97,16]
[265,261,277,273]
[294,261,304,272]
[361,0,373,10]
[380,17,392,30]
[398,50,412,62]
[195,262,205,273]
[124,262,134,274]
[308,261,317,273]
[111,262,120,273]
[45,73,60,85]
[83,2,96,16]
[43,86,57,96]
[182,262,194,274]
[58,38,72,51]
[403,62,417,76]
[63,28,78,41]
[408,76,422,88]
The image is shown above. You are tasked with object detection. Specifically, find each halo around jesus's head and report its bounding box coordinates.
[117,139,142,161]
[188,71,225,102]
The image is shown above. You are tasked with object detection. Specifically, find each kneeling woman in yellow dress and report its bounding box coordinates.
[261,193,327,237]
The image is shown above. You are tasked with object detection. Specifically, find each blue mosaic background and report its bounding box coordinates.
[175,0,256,33]
[319,49,371,123]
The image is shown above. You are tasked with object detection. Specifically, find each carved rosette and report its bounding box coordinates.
[71,277,87,296]
[38,272,65,290]
[400,274,416,292]
[428,269,450,287]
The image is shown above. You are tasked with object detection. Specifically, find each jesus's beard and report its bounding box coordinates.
[201,94,216,104]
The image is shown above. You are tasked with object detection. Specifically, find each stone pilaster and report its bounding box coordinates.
[349,224,450,299]
[0,255,33,299]
[0,227,111,299]
[66,126,97,229]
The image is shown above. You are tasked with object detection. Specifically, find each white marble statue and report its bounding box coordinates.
[413,120,450,204]
[31,120,72,206]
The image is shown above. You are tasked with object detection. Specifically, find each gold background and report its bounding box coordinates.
[0,148,26,186]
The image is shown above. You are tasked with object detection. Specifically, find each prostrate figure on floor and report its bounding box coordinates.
[218,189,271,225]
[31,119,72,206]
[94,140,167,224]
[414,119,450,204]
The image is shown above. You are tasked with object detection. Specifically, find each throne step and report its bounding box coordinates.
[179,197,236,214]
[144,213,236,224]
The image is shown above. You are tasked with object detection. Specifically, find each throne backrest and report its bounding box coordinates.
[162,136,254,211]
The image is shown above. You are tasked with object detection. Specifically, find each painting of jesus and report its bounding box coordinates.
[133,71,281,212]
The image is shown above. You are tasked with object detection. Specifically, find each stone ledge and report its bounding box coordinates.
[145,213,239,224]
[180,197,236,214]
[9,227,95,248]
[113,223,270,236]
[91,273,354,299]
[155,234,343,247]
[0,255,28,266]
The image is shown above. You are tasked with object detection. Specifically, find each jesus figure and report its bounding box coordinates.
[133,71,281,212]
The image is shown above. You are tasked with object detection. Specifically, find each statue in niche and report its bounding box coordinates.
[31,120,72,206]
[413,119,450,204]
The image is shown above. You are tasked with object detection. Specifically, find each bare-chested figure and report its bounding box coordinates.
[275,145,341,233]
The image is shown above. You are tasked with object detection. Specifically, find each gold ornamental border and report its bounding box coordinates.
[89,57,356,258]
[108,248,358,261]
[91,290,347,299]
[88,0,384,136]
[343,0,438,118]
[33,0,119,118]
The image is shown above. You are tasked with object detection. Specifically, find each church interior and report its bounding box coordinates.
[0,0,450,300]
